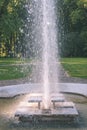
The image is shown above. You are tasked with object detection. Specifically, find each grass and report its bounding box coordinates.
[0,58,31,64]
[61,58,87,78]
[0,58,32,80]
[0,57,87,80]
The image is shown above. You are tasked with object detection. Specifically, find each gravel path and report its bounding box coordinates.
[0,65,87,87]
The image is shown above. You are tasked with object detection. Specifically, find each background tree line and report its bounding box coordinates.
[0,0,87,58]
[0,0,28,57]
[58,0,87,57]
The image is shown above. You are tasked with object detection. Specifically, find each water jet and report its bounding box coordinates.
[15,0,79,122]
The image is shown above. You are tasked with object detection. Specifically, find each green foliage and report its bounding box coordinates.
[0,0,28,58]
[60,32,84,57]
[0,0,87,58]
[58,0,87,57]
[70,9,84,24]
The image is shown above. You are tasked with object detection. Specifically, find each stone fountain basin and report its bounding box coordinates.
[15,107,78,122]
[15,94,78,122]
[0,83,87,98]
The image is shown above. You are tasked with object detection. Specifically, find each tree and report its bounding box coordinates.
[58,0,87,57]
[0,0,28,57]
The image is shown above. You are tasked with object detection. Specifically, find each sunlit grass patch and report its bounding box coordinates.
[0,58,32,80]
[61,58,87,78]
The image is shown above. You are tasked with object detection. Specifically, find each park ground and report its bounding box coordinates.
[0,58,87,86]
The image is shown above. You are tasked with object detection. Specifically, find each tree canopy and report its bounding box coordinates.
[0,0,28,57]
[58,0,87,57]
[0,0,87,58]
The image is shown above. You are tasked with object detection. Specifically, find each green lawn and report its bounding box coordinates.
[61,58,87,78]
[0,58,32,80]
[0,58,87,80]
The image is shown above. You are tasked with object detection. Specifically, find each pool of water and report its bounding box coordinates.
[0,94,87,130]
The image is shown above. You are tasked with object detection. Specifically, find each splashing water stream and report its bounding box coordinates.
[42,0,58,109]
[22,0,59,109]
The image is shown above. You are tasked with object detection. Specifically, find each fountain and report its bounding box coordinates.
[15,0,78,122]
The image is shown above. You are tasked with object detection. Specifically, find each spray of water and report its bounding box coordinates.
[26,0,59,109]
[42,0,58,109]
